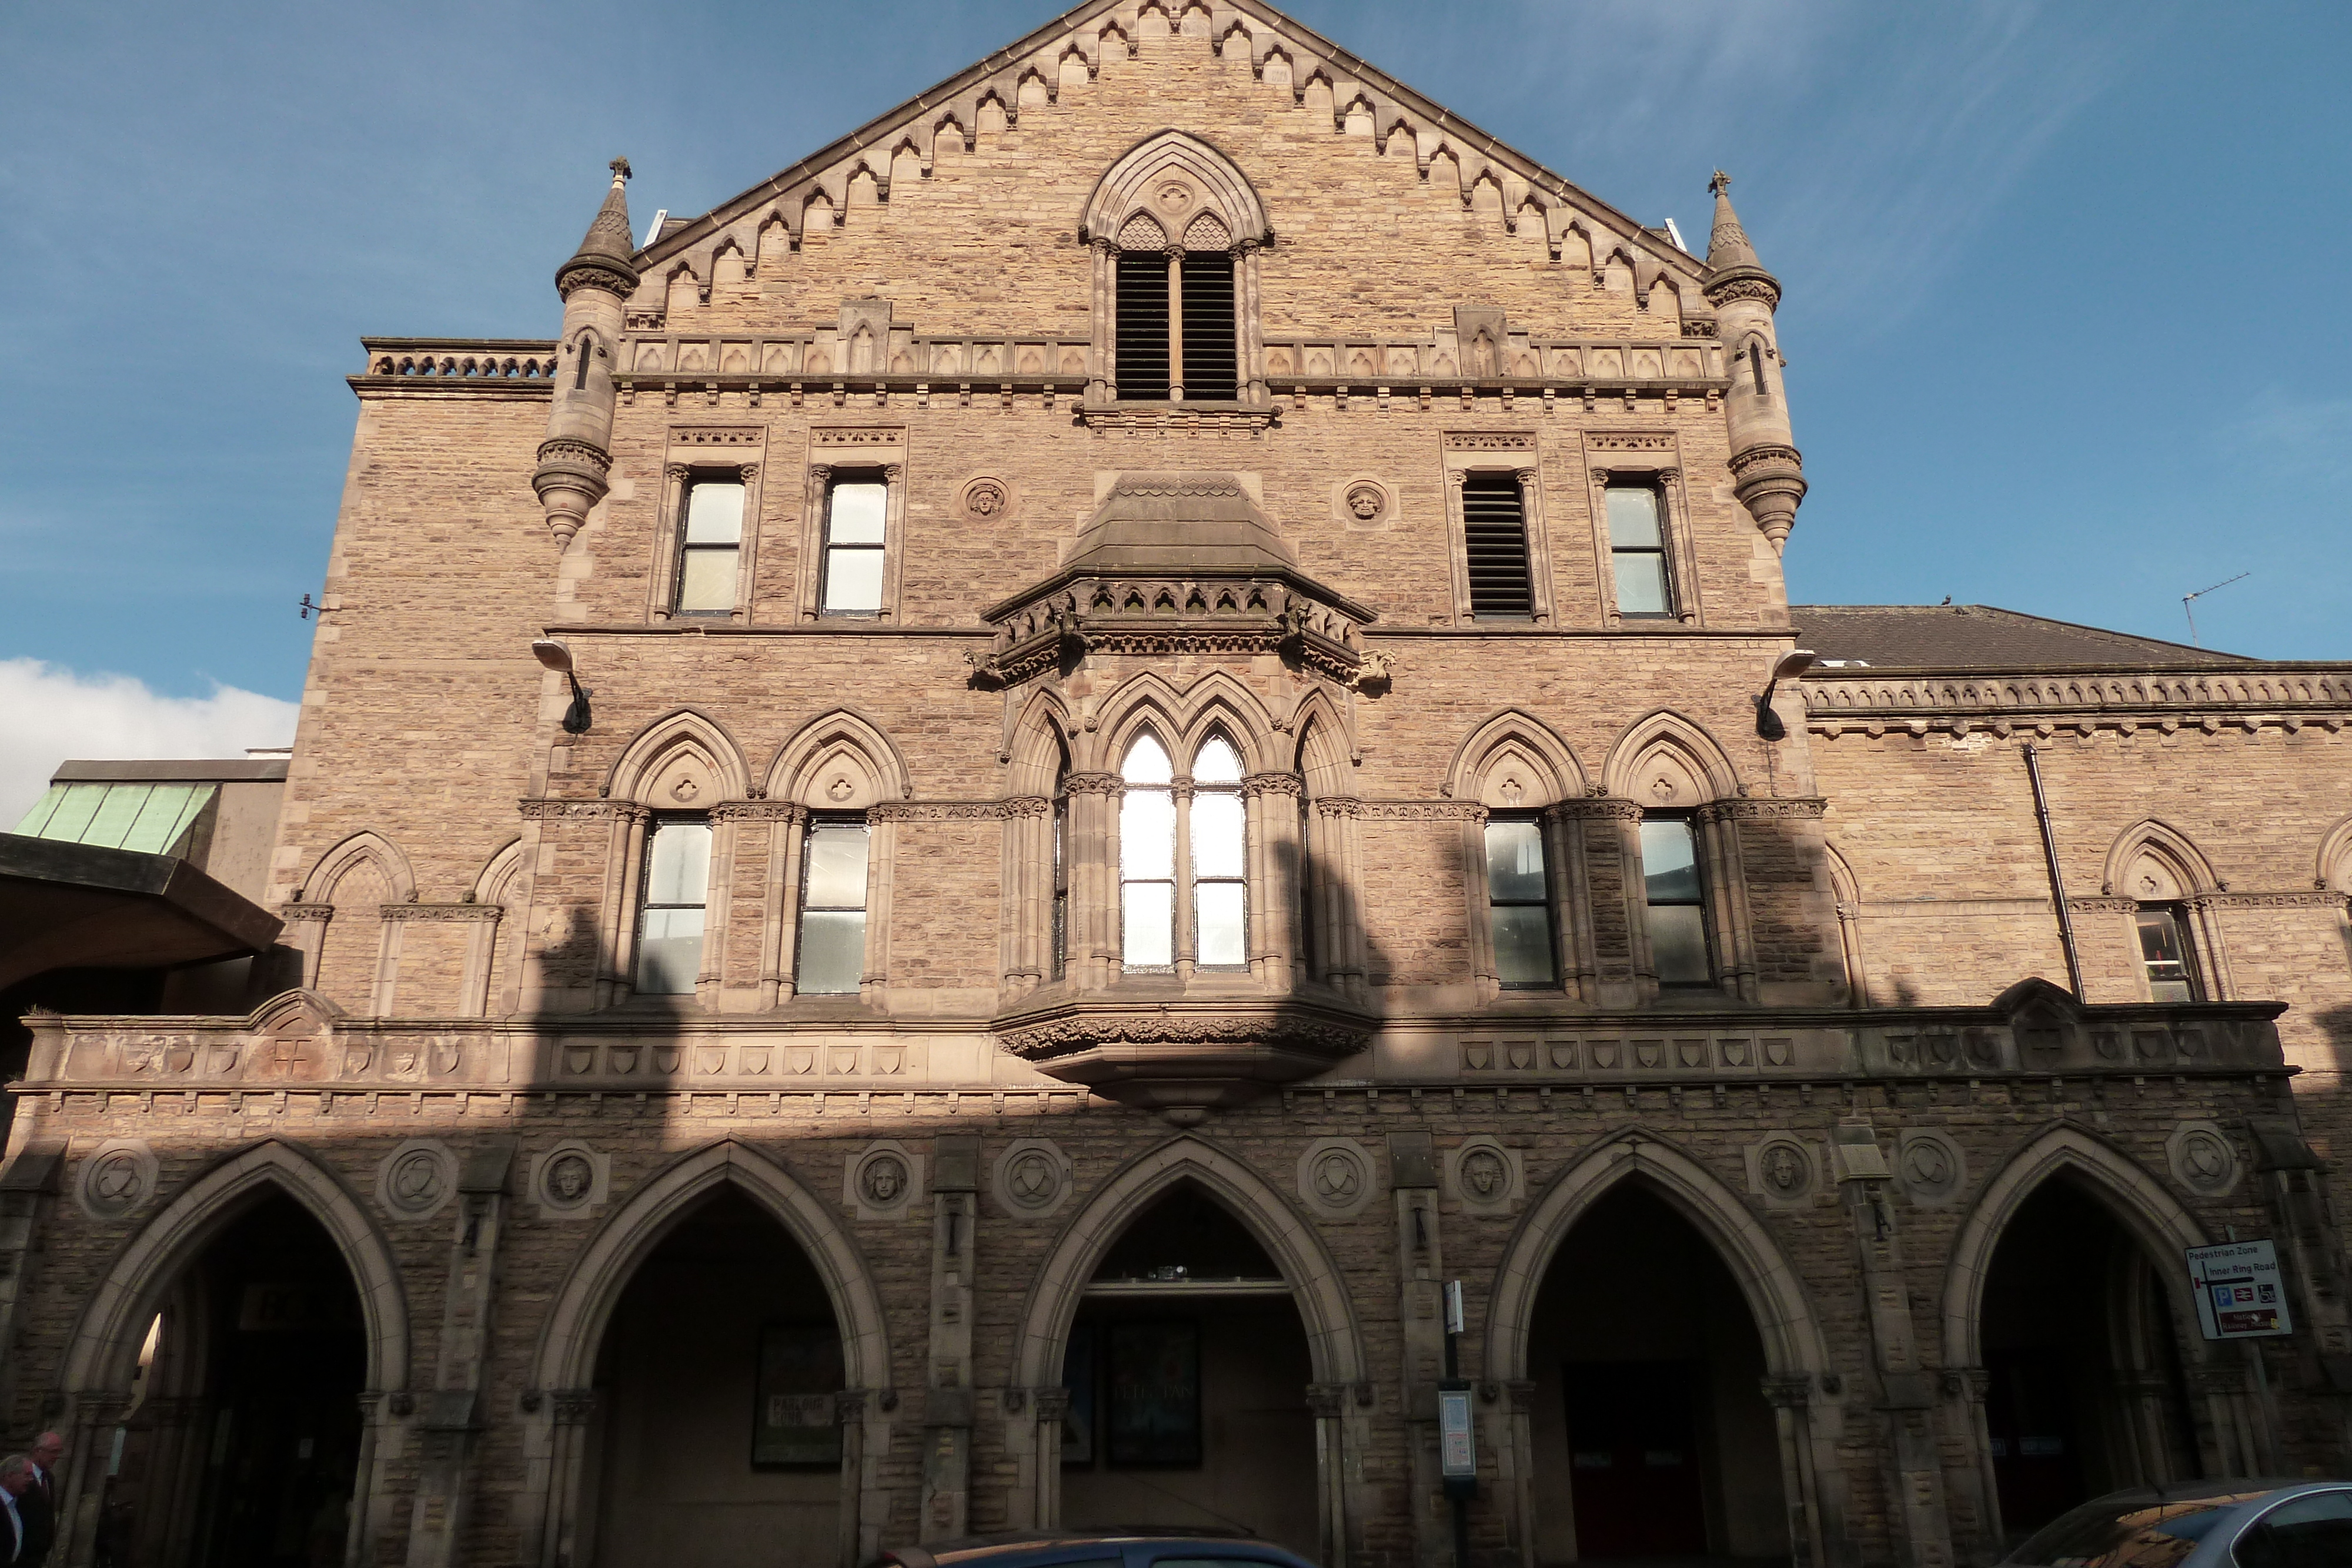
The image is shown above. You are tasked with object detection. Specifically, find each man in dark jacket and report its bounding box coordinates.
[16,1434,59,1568]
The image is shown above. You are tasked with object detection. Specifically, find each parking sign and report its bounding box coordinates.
[2184,1240,2292,1339]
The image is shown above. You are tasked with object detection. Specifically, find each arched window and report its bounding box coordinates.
[1085,132,1267,405]
[1119,733,1248,969]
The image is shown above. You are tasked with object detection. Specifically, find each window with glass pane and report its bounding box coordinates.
[2136,905,2199,1002]
[674,477,745,614]
[1606,485,1673,618]
[1639,817,1710,985]
[1191,737,1247,966]
[1120,735,1175,967]
[1051,788,1070,980]
[1485,817,1556,987]
[636,817,711,994]
[821,476,888,616]
[797,818,870,994]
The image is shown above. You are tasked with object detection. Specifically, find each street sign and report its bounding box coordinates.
[2186,1240,2293,1339]
[1438,1383,1476,1481]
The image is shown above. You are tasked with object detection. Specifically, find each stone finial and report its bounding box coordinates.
[555,159,642,299]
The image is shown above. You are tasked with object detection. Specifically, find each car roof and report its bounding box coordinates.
[876,1530,1307,1568]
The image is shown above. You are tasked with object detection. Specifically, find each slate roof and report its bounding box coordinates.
[1787,604,2260,671]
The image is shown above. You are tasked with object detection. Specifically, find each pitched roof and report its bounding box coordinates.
[1788,604,2260,671]
[633,0,1714,293]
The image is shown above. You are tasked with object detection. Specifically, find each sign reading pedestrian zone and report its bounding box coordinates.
[2185,1240,2292,1339]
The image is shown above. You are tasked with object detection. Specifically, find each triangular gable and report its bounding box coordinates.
[633,0,1711,296]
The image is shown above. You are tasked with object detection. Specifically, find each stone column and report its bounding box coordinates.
[403,1140,516,1568]
[921,1137,980,1538]
[1237,240,1265,403]
[1065,773,1121,987]
[1244,773,1303,992]
[1387,1132,1452,1568]
[1089,240,1114,403]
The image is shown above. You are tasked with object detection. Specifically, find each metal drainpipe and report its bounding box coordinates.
[2022,743,2087,997]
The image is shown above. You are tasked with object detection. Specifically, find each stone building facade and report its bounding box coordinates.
[5,5,2352,1568]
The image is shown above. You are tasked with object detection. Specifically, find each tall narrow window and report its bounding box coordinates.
[1748,341,1769,400]
[1120,735,1175,967]
[1179,253,1237,400]
[1606,484,1674,618]
[1051,786,1070,981]
[797,818,870,994]
[1639,816,1711,985]
[1485,816,1556,987]
[1191,737,1247,966]
[1115,251,1172,402]
[820,474,888,616]
[1462,472,1534,619]
[636,816,711,994]
[674,476,746,614]
[2136,905,2200,1002]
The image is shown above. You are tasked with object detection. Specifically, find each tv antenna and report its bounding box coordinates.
[2181,572,2248,647]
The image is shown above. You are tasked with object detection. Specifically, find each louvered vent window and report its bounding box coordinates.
[1179,253,1237,401]
[1115,252,1171,401]
[1462,472,1534,619]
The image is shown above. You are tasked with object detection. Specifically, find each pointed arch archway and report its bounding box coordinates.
[524,1139,893,1568]
[1483,1130,1842,1568]
[1939,1122,2244,1542]
[298,830,415,1010]
[56,1138,412,1568]
[1005,1135,1364,1559]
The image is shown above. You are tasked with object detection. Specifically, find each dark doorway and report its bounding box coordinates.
[1528,1185,1787,1564]
[1561,1360,1709,1558]
[163,1194,366,1568]
[1060,1183,1318,1554]
[590,1189,845,1568]
[1979,1179,2201,1541]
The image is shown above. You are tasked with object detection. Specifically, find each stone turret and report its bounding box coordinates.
[1703,172,1807,553]
[532,159,640,546]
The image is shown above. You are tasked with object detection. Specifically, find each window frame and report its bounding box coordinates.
[1482,813,1559,990]
[1638,812,1715,989]
[671,472,749,618]
[1105,239,1248,406]
[1441,446,1553,626]
[634,813,713,997]
[2134,902,2203,1004]
[817,469,890,619]
[649,459,763,623]
[1584,458,1702,628]
[1115,732,1252,974]
[794,814,871,995]
[1603,480,1677,621]
[795,443,906,622]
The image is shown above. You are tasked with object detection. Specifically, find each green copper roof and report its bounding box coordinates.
[14,781,214,855]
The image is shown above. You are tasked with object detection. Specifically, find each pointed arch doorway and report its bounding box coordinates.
[1008,1138,1367,1566]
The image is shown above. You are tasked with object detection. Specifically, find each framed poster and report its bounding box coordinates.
[753,1322,845,1467]
[1107,1319,1201,1467]
[1061,1319,1097,1466]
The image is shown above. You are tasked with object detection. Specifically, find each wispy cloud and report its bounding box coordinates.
[0,660,298,825]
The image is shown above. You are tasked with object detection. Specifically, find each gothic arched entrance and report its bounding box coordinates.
[1977,1178,2202,1538]
[586,1188,848,1567]
[106,1193,369,1568]
[1526,1183,1788,1562]
[1056,1181,1319,1552]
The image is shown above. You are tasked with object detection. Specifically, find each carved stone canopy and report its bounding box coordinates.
[972,472,1377,688]
[993,974,1376,1113]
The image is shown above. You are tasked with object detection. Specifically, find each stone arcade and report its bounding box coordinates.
[5,4,2352,1568]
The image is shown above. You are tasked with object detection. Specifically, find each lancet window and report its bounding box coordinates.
[1119,733,1248,969]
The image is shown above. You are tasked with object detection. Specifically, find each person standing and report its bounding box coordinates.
[16,1435,58,1568]
[0,1456,32,1564]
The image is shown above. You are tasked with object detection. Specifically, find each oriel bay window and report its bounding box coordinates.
[1119,733,1247,970]
[797,817,870,994]
[1639,815,1712,986]
[1484,815,1558,988]
[636,815,711,994]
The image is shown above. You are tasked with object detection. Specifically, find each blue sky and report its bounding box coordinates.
[1,0,2346,809]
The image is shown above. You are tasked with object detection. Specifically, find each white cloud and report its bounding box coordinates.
[0,659,298,827]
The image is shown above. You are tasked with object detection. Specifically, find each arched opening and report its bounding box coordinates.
[1978,1178,2201,1539]
[105,1193,368,1568]
[1057,1181,1317,1552]
[587,1189,846,1566]
[1527,1185,1787,1563]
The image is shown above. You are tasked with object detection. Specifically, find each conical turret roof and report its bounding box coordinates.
[555,158,642,298]
[1703,170,1778,305]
